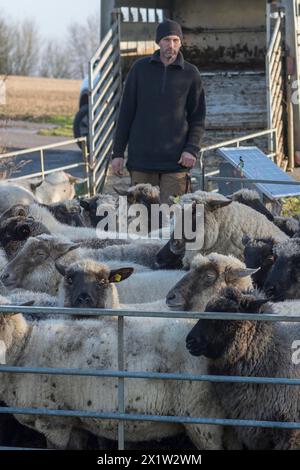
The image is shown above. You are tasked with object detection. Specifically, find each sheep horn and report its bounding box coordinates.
[225,267,260,282]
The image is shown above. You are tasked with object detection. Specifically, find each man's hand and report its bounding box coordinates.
[111,157,124,177]
[178,152,196,169]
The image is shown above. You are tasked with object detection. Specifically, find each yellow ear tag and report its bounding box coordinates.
[173,195,180,204]
[113,274,122,282]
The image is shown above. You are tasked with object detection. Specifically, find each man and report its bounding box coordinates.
[111,19,205,203]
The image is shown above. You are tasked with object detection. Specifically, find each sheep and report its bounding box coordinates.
[11,171,84,204]
[264,237,300,301]
[0,235,163,302]
[56,254,256,315]
[157,191,287,269]
[40,199,85,227]
[0,183,37,214]
[80,183,161,233]
[0,203,102,240]
[91,239,165,270]
[0,296,231,450]
[55,259,184,309]
[186,286,300,450]
[242,236,276,289]
[272,216,300,237]
[0,235,80,296]
[0,215,50,259]
[0,212,131,260]
[166,252,256,312]
[228,188,274,221]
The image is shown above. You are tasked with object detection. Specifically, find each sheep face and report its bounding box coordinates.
[264,254,300,301]
[155,239,184,270]
[114,183,160,207]
[242,237,275,289]
[56,260,134,308]
[186,287,268,359]
[166,254,255,312]
[31,171,83,204]
[0,235,79,289]
[80,195,116,228]
[0,216,50,259]
[47,200,84,227]
[0,204,30,223]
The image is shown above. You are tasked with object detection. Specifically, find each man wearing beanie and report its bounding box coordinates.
[111,19,205,203]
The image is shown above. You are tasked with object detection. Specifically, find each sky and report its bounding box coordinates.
[0,0,101,39]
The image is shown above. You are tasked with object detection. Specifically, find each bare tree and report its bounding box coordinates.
[66,13,100,79]
[40,40,71,78]
[0,15,15,74]
[10,19,40,76]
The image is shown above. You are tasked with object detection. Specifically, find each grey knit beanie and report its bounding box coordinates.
[155,19,183,44]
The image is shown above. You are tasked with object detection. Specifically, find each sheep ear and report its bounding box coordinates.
[55,242,80,258]
[109,267,134,283]
[67,174,84,184]
[225,267,260,282]
[55,261,66,277]
[113,186,128,196]
[79,199,90,210]
[30,180,43,192]
[239,298,269,313]
[205,199,232,212]
[242,235,251,246]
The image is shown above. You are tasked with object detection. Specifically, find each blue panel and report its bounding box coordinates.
[217,146,300,199]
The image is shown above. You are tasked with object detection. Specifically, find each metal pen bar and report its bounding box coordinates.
[1,406,300,430]
[1,365,300,386]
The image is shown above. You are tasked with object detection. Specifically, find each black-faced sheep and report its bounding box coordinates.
[0,215,50,259]
[242,236,276,289]
[186,286,300,450]
[264,238,300,301]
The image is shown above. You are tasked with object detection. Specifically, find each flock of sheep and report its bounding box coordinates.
[0,173,300,450]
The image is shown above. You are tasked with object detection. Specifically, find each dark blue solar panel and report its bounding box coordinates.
[217,146,300,199]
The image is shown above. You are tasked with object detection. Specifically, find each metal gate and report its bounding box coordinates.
[266,3,287,168]
[88,11,122,196]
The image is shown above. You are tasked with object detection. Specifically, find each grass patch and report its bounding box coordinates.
[38,115,74,137]
[281,196,300,217]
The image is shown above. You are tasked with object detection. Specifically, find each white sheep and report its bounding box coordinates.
[0,183,37,214]
[169,191,288,268]
[56,259,184,309]
[0,299,228,450]
[9,171,83,204]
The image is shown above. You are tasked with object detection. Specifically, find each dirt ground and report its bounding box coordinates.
[0,75,81,121]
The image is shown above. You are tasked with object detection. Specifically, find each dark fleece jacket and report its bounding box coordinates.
[112,50,206,173]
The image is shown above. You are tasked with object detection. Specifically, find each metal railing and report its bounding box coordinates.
[1,304,300,451]
[196,128,277,191]
[88,11,122,196]
[0,137,91,197]
[266,7,287,168]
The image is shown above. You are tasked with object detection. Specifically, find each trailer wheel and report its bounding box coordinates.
[73,104,89,149]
